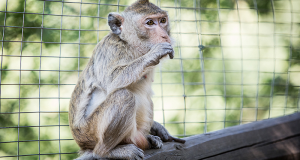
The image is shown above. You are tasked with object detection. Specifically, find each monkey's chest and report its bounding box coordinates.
[134,91,153,131]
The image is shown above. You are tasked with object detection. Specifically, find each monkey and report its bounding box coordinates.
[69,0,185,159]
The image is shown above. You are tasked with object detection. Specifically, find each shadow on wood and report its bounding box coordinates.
[145,112,300,160]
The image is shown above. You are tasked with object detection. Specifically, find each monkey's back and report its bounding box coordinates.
[68,32,156,152]
[68,34,120,149]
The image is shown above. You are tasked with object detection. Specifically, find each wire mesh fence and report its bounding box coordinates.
[0,0,299,159]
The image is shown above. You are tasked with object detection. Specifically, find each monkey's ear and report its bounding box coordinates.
[108,13,124,35]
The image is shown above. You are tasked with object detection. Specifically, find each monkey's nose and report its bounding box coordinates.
[162,35,171,43]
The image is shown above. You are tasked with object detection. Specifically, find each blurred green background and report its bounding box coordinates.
[0,0,299,159]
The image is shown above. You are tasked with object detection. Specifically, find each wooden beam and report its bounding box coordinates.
[145,112,300,160]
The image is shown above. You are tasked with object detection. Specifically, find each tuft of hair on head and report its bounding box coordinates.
[138,0,149,4]
[124,0,167,15]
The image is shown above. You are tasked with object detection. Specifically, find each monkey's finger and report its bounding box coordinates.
[137,147,143,152]
[135,148,144,160]
[163,48,173,59]
[168,50,174,59]
[136,154,144,160]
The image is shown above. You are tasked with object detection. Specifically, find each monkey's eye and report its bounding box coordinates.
[160,18,167,23]
[146,20,155,25]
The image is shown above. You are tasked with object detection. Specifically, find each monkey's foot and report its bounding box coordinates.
[147,135,163,149]
[103,144,144,160]
[76,150,101,160]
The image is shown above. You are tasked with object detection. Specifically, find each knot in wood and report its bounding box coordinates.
[175,144,184,150]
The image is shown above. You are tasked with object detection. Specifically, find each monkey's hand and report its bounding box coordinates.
[150,121,186,144]
[154,42,174,59]
[146,42,174,66]
[147,135,163,149]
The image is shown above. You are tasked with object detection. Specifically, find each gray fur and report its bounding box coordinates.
[69,1,184,159]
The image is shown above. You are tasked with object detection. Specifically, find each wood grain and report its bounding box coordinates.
[145,112,300,160]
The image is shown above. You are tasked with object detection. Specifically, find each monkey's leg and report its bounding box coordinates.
[150,121,186,144]
[93,89,145,160]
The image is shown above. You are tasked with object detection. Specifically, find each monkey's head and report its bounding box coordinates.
[108,0,173,53]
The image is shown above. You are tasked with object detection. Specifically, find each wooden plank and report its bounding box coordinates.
[145,112,300,160]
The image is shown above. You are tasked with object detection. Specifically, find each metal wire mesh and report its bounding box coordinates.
[0,0,299,159]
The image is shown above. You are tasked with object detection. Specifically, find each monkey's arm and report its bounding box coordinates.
[150,121,186,144]
[107,42,173,94]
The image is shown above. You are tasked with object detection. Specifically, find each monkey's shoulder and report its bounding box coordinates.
[93,33,130,61]
[99,33,127,50]
[93,34,139,70]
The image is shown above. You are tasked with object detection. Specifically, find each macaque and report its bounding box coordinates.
[69,0,185,159]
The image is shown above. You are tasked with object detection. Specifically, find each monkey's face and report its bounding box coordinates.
[108,11,173,55]
[139,13,171,44]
